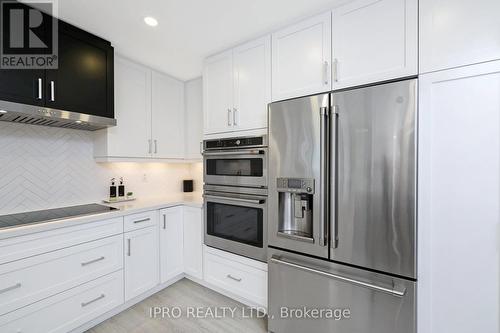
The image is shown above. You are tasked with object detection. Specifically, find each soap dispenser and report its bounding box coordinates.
[118,177,125,199]
[109,178,117,202]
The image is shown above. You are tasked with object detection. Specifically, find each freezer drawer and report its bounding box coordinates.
[268,249,415,333]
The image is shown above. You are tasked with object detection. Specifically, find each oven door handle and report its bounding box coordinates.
[204,194,266,205]
[202,149,265,156]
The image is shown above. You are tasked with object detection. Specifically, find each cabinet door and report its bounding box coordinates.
[184,78,203,159]
[107,56,151,158]
[272,12,331,101]
[45,21,113,118]
[332,0,417,89]
[0,70,46,107]
[152,71,185,159]
[418,61,500,333]
[233,35,271,131]
[420,0,500,73]
[0,2,48,107]
[203,50,234,134]
[124,225,159,301]
[159,207,184,283]
[183,207,203,279]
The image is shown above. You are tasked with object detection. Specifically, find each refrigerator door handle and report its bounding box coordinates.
[270,256,406,297]
[330,105,338,249]
[319,106,329,247]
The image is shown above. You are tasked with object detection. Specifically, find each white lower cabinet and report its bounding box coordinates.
[0,206,206,332]
[159,207,184,283]
[0,271,124,333]
[204,246,267,308]
[124,224,160,301]
[0,235,123,316]
[183,207,203,280]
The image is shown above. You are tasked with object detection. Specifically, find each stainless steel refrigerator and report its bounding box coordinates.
[267,79,417,333]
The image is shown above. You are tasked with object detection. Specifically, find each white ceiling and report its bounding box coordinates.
[52,0,345,81]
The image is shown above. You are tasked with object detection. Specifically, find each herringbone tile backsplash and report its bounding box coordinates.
[0,122,199,215]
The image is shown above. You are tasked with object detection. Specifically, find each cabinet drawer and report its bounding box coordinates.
[0,217,123,265]
[0,235,123,315]
[0,270,124,333]
[124,211,158,232]
[204,248,267,307]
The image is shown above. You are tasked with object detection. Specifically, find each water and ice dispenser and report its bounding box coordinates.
[277,178,315,242]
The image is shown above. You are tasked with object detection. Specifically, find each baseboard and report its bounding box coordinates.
[71,273,185,333]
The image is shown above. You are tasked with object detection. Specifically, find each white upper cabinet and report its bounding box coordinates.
[203,37,271,135]
[95,57,151,158]
[272,12,332,101]
[95,56,192,161]
[332,0,417,89]
[152,71,185,159]
[203,50,234,135]
[184,78,204,159]
[420,0,500,73]
[418,61,500,333]
[233,36,271,132]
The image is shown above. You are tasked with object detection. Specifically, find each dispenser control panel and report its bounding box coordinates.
[276,178,315,194]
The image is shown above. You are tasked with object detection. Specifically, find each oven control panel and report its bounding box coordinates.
[204,136,267,150]
[277,178,315,194]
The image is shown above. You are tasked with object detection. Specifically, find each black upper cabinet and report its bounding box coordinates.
[0,69,46,106]
[0,2,49,106]
[45,21,114,118]
[0,4,114,118]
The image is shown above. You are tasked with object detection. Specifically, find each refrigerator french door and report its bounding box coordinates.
[267,79,417,333]
[332,79,417,279]
[268,93,330,259]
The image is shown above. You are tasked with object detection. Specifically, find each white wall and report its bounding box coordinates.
[0,122,201,215]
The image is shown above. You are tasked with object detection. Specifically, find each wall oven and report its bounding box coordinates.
[204,185,268,262]
[203,136,267,188]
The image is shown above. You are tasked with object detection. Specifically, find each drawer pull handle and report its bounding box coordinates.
[81,256,105,267]
[81,294,105,307]
[0,283,21,294]
[127,239,131,256]
[133,218,150,224]
[226,274,242,282]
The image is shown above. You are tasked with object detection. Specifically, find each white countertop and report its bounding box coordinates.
[0,192,203,240]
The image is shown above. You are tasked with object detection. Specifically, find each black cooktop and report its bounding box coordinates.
[0,204,118,230]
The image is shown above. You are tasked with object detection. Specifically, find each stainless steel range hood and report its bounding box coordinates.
[0,100,117,131]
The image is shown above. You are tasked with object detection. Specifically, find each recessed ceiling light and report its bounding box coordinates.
[144,16,158,27]
[0,110,7,114]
